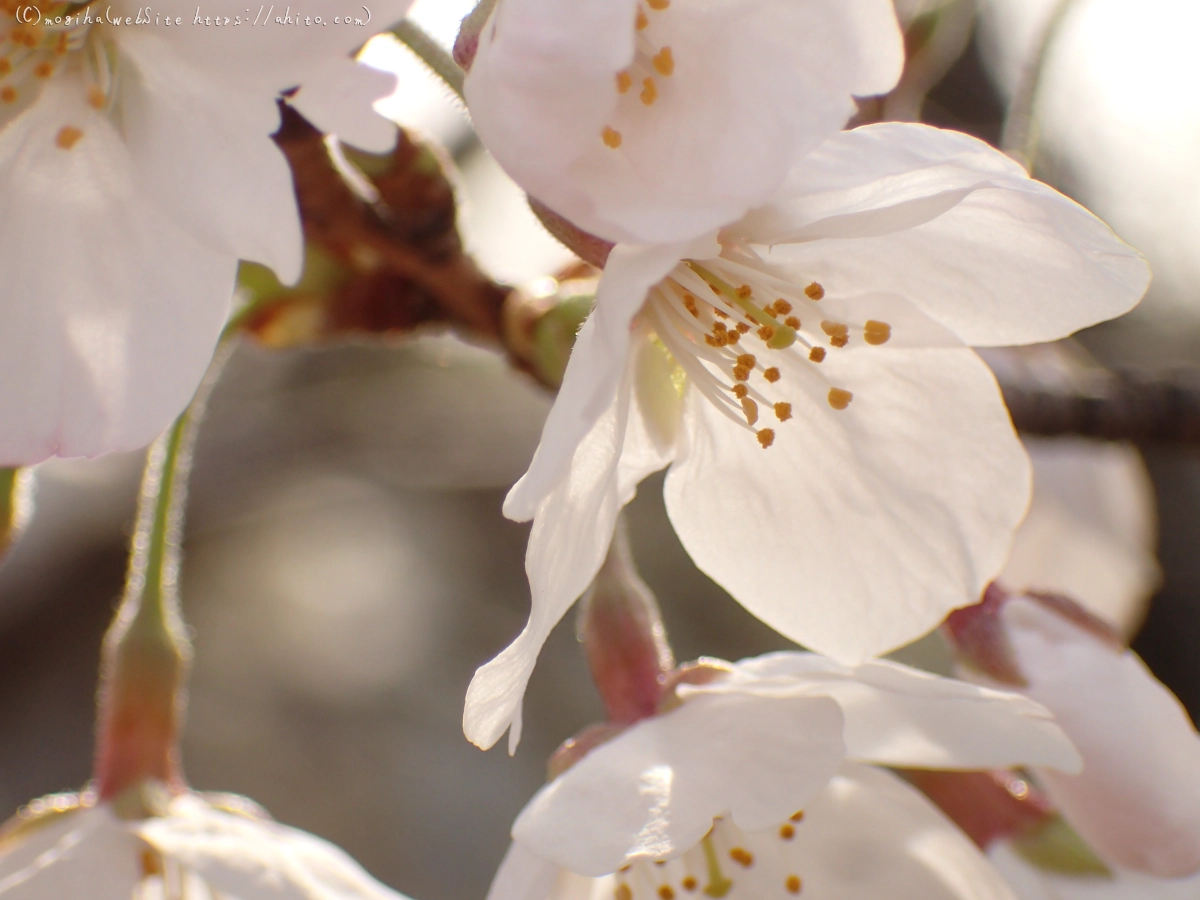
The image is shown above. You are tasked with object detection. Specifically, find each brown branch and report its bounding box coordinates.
[267,104,509,341]
[1001,366,1200,445]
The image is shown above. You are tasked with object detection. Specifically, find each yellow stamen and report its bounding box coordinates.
[685,263,796,349]
[602,127,623,148]
[55,126,83,150]
[641,77,658,105]
[827,388,852,410]
[653,47,675,76]
[741,398,759,426]
[863,319,892,345]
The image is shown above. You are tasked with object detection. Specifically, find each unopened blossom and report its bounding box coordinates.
[0,788,409,900]
[461,0,904,245]
[945,590,1200,879]
[489,652,1080,900]
[464,121,1148,752]
[0,0,409,464]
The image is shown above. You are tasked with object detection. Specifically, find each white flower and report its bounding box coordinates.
[951,594,1200,879]
[0,0,409,464]
[463,0,904,245]
[488,652,1080,900]
[0,790,409,900]
[464,121,1149,752]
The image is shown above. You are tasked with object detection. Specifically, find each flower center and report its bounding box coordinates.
[1,0,116,145]
[610,814,807,900]
[641,253,892,449]
[601,0,674,149]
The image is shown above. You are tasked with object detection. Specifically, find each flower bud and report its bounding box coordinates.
[503,273,596,388]
[576,520,674,725]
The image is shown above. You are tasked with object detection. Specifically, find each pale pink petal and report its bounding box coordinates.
[1001,598,1200,879]
[664,312,1030,664]
[0,76,234,464]
[686,653,1080,773]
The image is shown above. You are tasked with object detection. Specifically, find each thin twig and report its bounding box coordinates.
[1000,0,1077,169]
[390,19,466,102]
[1001,366,1200,445]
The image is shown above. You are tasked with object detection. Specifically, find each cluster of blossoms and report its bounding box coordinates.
[0,0,1196,899]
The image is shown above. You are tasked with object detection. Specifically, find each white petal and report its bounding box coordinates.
[0,806,140,900]
[289,58,399,154]
[466,339,676,752]
[664,328,1030,663]
[556,0,905,243]
[773,763,1019,900]
[139,796,410,900]
[504,240,703,522]
[737,123,1149,346]
[486,844,584,900]
[468,0,901,244]
[1002,438,1159,637]
[511,692,846,875]
[737,124,1029,243]
[115,30,304,282]
[0,75,235,464]
[1000,598,1200,879]
[685,652,1081,773]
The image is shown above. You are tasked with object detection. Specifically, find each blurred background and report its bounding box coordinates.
[2,1,1199,899]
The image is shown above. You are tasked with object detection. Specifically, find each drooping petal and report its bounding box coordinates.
[468,0,902,244]
[139,795,411,900]
[683,653,1081,773]
[504,239,706,522]
[663,320,1030,664]
[511,692,846,875]
[0,806,140,900]
[998,598,1200,879]
[765,763,1020,900]
[0,75,235,464]
[114,29,304,282]
[736,123,1149,346]
[466,337,677,753]
[1002,438,1159,637]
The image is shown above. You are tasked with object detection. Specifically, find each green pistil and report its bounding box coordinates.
[700,834,734,898]
[685,263,796,350]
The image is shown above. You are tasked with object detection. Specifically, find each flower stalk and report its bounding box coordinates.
[92,345,230,803]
